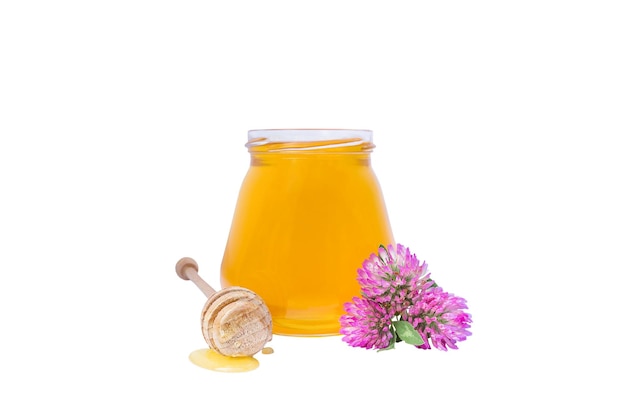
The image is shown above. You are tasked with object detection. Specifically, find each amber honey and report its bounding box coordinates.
[189,348,259,372]
[221,130,394,335]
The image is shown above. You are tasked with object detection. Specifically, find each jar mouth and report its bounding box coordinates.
[247,129,373,152]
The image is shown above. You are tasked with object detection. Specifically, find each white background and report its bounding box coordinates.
[1,1,624,415]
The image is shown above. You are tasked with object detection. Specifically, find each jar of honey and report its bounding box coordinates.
[220,129,394,335]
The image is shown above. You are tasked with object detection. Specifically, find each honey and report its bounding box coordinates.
[221,130,394,336]
[189,348,259,372]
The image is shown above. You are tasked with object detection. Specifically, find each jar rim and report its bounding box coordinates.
[248,129,373,143]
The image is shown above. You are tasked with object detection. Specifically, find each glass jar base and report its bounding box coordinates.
[271,317,341,336]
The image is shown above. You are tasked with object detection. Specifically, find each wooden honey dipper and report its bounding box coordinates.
[175,257,272,357]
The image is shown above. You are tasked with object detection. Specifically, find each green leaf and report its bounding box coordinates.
[377,327,396,352]
[393,320,425,346]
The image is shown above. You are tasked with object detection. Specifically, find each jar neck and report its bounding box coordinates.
[246,129,375,155]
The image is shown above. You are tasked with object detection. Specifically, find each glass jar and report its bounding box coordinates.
[220,129,394,335]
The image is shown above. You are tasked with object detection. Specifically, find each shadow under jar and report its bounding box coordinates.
[220,129,394,336]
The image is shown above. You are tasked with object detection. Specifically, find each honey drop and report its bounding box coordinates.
[188,348,259,372]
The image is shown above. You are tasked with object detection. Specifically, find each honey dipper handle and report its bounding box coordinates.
[175,257,216,298]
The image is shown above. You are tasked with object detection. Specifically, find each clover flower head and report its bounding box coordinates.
[340,296,394,350]
[406,287,473,351]
[357,244,431,314]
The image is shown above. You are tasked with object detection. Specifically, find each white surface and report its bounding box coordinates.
[1,1,624,416]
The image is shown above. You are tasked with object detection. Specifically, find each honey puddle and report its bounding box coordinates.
[189,348,259,372]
